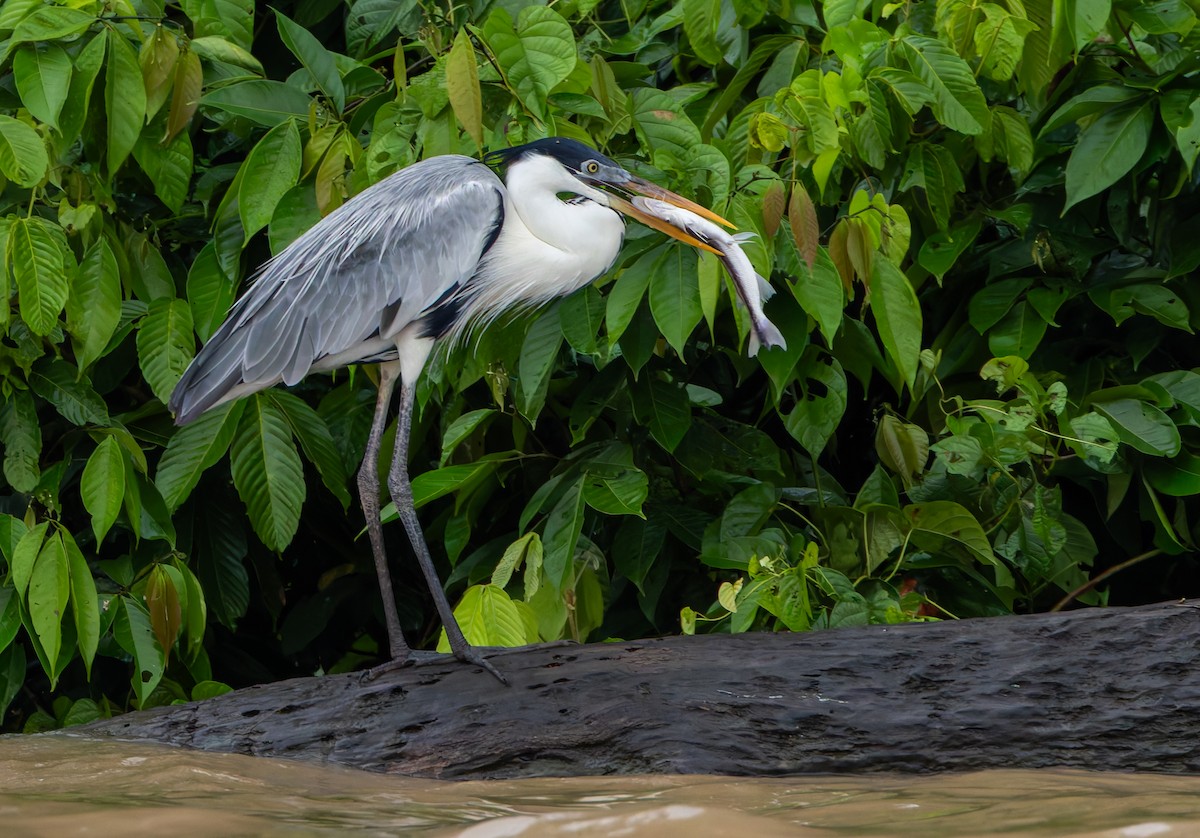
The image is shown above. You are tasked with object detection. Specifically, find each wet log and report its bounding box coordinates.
[81,602,1200,777]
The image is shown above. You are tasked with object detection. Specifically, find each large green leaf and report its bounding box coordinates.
[133,128,193,213]
[238,119,302,240]
[113,597,164,709]
[631,377,691,452]
[542,476,585,590]
[28,359,110,426]
[903,501,995,565]
[10,4,95,42]
[781,350,848,458]
[481,6,576,122]
[57,33,105,145]
[28,532,69,673]
[517,306,563,421]
[230,395,305,551]
[62,530,99,679]
[446,28,483,149]
[156,401,244,512]
[868,260,922,391]
[186,241,236,343]
[105,29,146,175]
[790,244,844,347]
[648,245,702,355]
[1064,103,1153,212]
[179,0,254,50]
[67,238,122,371]
[606,245,661,346]
[559,285,606,355]
[1094,398,1181,458]
[10,216,68,334]
[137,298,195,404]
[201,80,314,127]
[81,436,126,544]
[436,584,535,651]
[899,36,988,135]
[0,392,41,493]
[268,391,351,510]
[899,142,964,232]
[631,89,703,160]
[13,43,71,130]
[276,10,345,111]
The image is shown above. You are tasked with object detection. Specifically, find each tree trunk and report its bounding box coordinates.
[81,602,1200,778]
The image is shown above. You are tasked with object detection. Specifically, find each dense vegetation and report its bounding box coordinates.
[2,0,1198,730]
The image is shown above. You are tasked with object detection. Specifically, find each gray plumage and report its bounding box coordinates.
[170,156,503,425]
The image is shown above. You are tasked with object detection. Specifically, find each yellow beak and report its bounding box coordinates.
[607,176,734,256]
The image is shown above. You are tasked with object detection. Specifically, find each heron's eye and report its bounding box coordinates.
[584,160,600,174]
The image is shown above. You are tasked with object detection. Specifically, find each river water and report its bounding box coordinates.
[1,735,1198,836]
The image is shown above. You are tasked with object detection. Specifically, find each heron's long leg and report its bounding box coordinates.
[387,379,507,684]
[357,361,411,662]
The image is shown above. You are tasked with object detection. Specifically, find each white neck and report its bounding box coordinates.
[503,154,623,255]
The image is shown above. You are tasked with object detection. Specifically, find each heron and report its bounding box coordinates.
[169,137,732,683]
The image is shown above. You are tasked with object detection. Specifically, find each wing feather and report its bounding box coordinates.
[170,156,504,424]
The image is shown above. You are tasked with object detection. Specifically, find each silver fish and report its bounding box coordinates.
[630,197,787,356]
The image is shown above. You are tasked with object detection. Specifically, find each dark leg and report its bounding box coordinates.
[357,362,411,663]
[386,380,507,684]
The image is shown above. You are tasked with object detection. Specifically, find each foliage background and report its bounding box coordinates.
[2,0,1199,729]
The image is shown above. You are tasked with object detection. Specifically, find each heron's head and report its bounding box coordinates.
[485,138,732,253]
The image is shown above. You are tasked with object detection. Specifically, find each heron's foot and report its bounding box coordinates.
[452,644,509,686]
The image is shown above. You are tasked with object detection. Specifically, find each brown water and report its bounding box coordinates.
[1,735,1198,837]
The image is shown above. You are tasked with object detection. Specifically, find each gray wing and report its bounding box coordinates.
[170,155,504,425]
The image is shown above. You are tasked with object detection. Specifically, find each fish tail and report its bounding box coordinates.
[749,317,787,356]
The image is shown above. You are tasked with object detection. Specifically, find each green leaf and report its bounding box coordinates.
[105,29,146,175]
[542,476,585,590]
[133,128,193,213]
[868,260,923,391]
[631,377,691,453]
[268,391,351,510]
[113,597,164,709]
[1145,453,1200,497]
[974,4,1038,81]
[0,644,26,720]
[186,241,236,343]
[649,245,702,355]
[140,25,180,121]
[28,532,69,672]
[1064,103,1153,212]
[11,5,94,42]
[790,245,844,347]
[275,9,345,112]
[230,395,306,551]
[583,444,649,517]
[57,33,105,146]
[156,401,244,512]
[165,47,202,143]
[408,460,499,508]
[439,408,496,467]
[559,285,606,355]
[781,350,848,458]
[987,301,1048,359]
[238,119,302,240]
[899,36,989,135]
[13,43,71,130]
[436,584,534,651]
[517,306,563,421]
[683,0,722,65]
[67,238,122,371]
[446,28,483,149]
[904,501,995,565]
[491,532,543,589]
[201,80,315,127]
[62,530,99,678]
[28,359,110,426]
[179,0,254,50]
[0,390,42,493]
[11,522,49,599]
[631,89,703,161]
[137,298,195,404]
[1094,399,1181,458]
[606,245,661,346]
[81,437,126,544]
[145,564,182,666]
[481,6,576,122]
[900,143,965,232]
[192,501,249,629]
[11,216,68,334]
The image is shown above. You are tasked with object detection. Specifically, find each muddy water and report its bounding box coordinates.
[1,735,1198,837]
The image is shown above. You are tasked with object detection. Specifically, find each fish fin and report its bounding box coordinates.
[731,232,758,243]
[756,273,775,302]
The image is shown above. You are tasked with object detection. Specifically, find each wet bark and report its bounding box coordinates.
[81,602,1200,778]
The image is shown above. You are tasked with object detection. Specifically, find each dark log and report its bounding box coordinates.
[81,602,1200,777]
